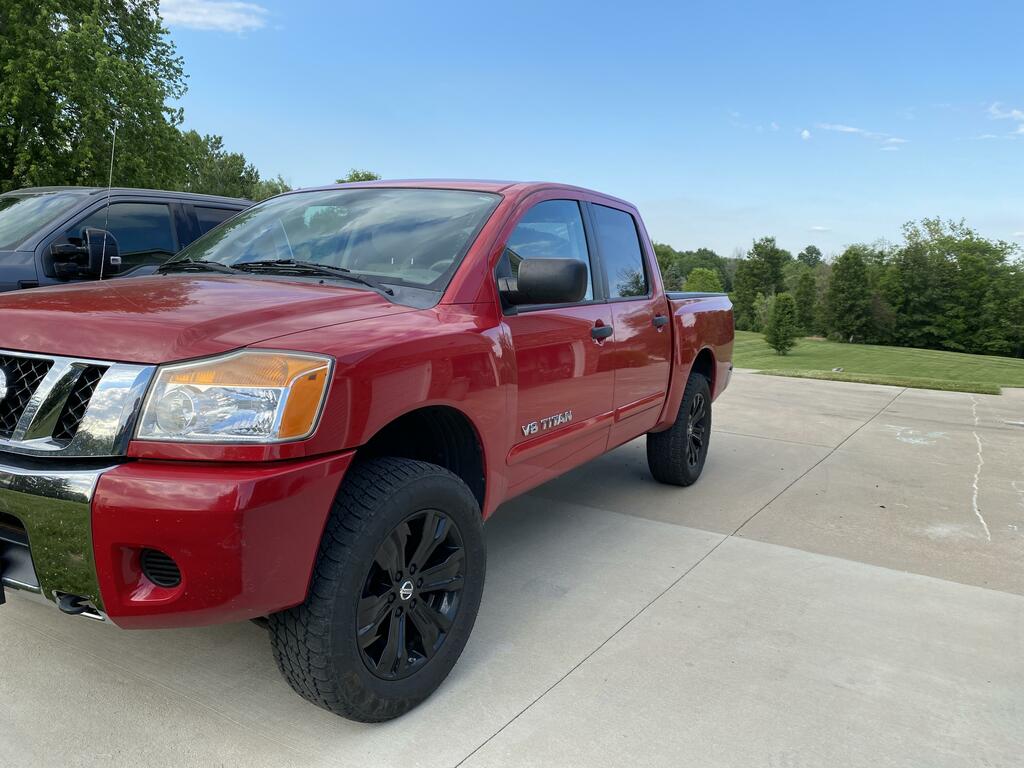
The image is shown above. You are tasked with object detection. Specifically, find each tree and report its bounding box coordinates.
[179,131,259,199]
[826,246,872,342]
[0,0,186,192]
[337,169,381,183]
[752,292,774,333]
[797,244,823,267]
[251,175,291,201]
[765,293,798,354]
[730,237,790,330]
[747,236,791,294]
[684,267,724,292]
[794,270,817,333]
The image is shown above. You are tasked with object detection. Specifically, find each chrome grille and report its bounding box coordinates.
[0,350,154,459]
[0,355,53,438]
[52,365,107,444]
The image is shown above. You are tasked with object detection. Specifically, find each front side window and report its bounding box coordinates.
[592,204,648,299]
[500,199,594,302]
[0,190,93,250]
[66,202,177,268]
[171,188,501,291]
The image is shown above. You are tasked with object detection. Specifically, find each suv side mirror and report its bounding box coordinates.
[83,228,121,277]
[499,258,588,306]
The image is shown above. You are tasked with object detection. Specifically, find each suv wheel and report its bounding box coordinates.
[646,373,712,486]
[268,457,486,722]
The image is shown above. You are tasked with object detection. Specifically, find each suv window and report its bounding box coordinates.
[500,200,593,302]
[65,202,177,268]
[592,204,648,299]
[195,206,236,235]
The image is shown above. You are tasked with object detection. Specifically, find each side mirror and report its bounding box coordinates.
[83,228,121,277]
[500,258,588,306]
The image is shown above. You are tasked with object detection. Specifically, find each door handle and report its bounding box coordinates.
[652,315,669,328]
[591,324,614,341]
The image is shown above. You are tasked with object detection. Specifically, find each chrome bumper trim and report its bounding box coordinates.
[0,458,114,610]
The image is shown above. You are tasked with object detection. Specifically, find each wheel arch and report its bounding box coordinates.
[355,405,487,511]
[690,346,716,390]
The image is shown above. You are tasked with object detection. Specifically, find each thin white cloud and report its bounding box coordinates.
[770,121,780,131]
[985,102,1024,137]
[817,122,908,145]
[880,146,900,151]
[988,102,1024,122]
[800,129,811,140]
[1014,231,1024,239]
[810,225,830,232]
[161,0,268,33]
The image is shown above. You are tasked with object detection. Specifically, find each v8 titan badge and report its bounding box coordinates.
[521,410,573,437]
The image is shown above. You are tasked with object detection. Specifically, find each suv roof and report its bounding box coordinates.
[7,186,250,206]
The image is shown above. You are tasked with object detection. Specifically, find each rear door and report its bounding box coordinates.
[588,202,672,447]
[500,197,616,494]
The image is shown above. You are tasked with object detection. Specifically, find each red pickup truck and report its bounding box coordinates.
[0,180,732,721]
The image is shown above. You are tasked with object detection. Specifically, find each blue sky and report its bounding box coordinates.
[161,0,1024,257]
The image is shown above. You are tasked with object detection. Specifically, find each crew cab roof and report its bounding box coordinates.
[290,179,637,209]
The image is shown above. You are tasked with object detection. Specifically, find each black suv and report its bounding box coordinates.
[0,187,251,292]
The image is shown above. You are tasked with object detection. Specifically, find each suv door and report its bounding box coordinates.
[499,198,616,494]
[588,202,672,448]
[53,200,180,276]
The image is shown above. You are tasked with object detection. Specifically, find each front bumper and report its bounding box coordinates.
[0,451,353,628]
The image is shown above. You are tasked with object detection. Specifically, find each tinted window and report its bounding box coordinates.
[502,200,593,301]
[195,206,236,236]
[67,203,177,268]
[0,190,93,250]
[592,204,647,298]
[171,188,500,291]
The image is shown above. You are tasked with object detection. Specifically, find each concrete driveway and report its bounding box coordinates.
[2,372,1022,767]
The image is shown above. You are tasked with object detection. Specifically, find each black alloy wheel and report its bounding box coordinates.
[646,372,713,486]
[685,391,708,468]
[358,509,466,681]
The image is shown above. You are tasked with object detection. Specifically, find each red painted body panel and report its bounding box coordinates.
[92,452,353,628]
[0,180,734,628]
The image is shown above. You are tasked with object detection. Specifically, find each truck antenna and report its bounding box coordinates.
[98,120,117,281]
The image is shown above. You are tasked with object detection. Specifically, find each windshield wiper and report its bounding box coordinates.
[159,259,240,275]
[232,259,394,295]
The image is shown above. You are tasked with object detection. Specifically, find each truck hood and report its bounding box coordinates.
[0,275,417,364]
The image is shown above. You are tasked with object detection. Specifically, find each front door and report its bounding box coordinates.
[500,199,616,494]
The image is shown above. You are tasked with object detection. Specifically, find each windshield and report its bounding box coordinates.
[171,188,501,291]
[0,190,94,250]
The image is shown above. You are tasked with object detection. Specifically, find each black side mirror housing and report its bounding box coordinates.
[500,258,588,306]
[83,228,121,277]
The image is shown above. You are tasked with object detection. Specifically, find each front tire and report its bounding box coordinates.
[268,457,486,722]
[647,373,712,486]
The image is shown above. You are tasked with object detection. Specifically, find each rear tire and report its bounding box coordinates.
[268,457,486,722]
[647,373,712,486]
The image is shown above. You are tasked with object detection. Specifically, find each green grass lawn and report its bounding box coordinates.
[732,331,1024,394]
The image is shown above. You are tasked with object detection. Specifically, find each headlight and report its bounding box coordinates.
[137,350,333,443]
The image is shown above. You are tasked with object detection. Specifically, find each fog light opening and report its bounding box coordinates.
[140,548,182,588]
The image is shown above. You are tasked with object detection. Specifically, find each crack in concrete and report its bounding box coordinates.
[969,396,992,542]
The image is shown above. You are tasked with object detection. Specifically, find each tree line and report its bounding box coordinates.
[655,221,1024,358]
[0,1,377,199]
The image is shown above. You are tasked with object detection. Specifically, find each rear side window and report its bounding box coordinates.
[195,206,236,236]
[501,200,593,301]
[65,202,177,268]
[592,204,648,298]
